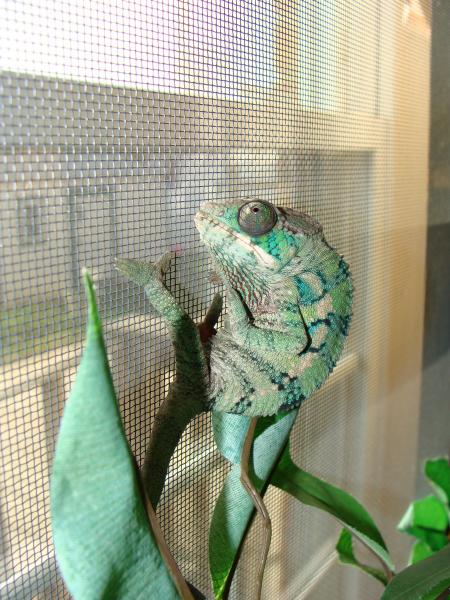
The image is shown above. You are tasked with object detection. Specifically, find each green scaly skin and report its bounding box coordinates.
[196,199,353,416]
[116,198,352,506]
[115,253,222,508]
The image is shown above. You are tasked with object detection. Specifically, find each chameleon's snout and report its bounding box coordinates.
[194,202,225,227]
[194,203,228,241]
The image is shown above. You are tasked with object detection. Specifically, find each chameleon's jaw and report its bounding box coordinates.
[195,208,279,269]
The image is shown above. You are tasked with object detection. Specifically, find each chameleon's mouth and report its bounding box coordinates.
[194,210,279,269]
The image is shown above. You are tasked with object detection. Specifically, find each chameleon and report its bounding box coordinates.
[116,197,353,509]
[195,198,353,415]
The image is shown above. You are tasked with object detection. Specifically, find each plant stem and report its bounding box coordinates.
[135,456,195,600]
[240,417,272,600]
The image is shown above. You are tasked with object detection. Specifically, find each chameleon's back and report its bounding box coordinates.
[195,199,353,416]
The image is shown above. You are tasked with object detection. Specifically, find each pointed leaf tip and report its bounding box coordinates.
[82,268,95,308]
[81,269,102,336]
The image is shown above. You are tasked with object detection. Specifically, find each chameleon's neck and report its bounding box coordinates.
[213,255,270,312]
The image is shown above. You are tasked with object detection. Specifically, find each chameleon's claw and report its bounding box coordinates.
[115,253,174,287]
[115,257,161,287]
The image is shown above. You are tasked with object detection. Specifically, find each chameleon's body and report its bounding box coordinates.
[195,199,352,416]
[117,198,352,506]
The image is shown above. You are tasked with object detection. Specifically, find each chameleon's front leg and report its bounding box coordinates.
[226,287,311,354]
[116,254,209,386]
[116,255,222,507]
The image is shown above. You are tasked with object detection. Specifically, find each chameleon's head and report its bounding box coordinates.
[194,198,323,283]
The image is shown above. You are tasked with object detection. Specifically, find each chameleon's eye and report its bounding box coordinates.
[237,200,277,236]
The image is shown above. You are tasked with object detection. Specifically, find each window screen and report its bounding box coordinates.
[0,1,430,599]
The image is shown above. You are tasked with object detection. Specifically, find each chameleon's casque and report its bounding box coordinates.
[195,198,353,416]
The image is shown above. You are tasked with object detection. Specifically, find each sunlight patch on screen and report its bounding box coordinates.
[0,0,275,98]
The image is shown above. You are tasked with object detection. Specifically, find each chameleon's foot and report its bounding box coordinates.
[115,252,175,287]
[240,418,272,600]
[116,253,190,326]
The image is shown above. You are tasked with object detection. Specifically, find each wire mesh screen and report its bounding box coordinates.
[0,1,430,599]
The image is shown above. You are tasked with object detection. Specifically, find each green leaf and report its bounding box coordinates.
[421,582,450,600]
[381,544,450,600]
[270,446,395,574]
[409,541,434,565]
[398,496,449,551]
[336,529,388,585]
[399,496,449,532]
[209,411,298,599]
[212,413,251,465]
[51,272,182,600]
[212,413,292,466]
[425,458,450,507]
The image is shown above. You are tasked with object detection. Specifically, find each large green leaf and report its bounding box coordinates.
[51,272,183,600]
[424,458,450,507]
[381,544,450,600]
[270,446,395,575]
[336,528,388,585]
[209,411,298,599]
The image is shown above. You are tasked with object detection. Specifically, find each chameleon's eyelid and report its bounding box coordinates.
[237,200,278,236]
